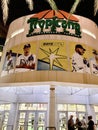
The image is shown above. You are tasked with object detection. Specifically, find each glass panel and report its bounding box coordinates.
[32,104,37,110]
[68,104,76,111]
[68,112,76,123]
[0,105,4,110]
[58,104,67,111]
[77,105,86,112]
[18,126,25,130]
[37,104,47,110]
[59,113,67,130]
[19,103,38,110]
[27,113,35,130]
[19,112,26,125]
[0,112,2,120]
[2,112,9,130]
[38,113,45,125]
[28,104,33,110]
[0,104,11,110]
[19,103,28,110]
[94,106,98,112]
[4,104,11,110]
[28,125,34,130]
[2,126,7,130]
[37,112,45,130]
[18,112,26,130]
[78,113,85,120]
[19,103,47,110]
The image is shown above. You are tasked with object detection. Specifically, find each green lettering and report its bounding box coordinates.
[38,20,45,32]
[27,18,38,35]
[45,19,52,29]
[74,23,81,36]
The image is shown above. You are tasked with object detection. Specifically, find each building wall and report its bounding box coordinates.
[0,12,98,85]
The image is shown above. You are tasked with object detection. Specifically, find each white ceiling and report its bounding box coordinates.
[0,84,98,96]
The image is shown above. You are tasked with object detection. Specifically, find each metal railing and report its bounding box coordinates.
[45,126,56,130]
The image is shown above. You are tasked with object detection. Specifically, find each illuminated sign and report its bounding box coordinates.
[27,10,81,38]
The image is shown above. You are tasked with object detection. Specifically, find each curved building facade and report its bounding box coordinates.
[0,10,98,130]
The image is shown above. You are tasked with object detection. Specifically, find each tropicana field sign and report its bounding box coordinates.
[27,10,81,38]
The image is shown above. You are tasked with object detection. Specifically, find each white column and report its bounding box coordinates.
[7,103,18,130]
[13,103,19,130]
[48,85,56,127]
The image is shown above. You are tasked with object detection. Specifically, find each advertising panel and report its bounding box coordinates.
[1,40,98,77]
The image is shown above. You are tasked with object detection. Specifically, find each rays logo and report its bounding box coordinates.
[27,10,81,38]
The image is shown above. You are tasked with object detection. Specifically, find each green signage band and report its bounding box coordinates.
[27,17,81,38]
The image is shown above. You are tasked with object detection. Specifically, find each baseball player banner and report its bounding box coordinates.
[15,42,37,72]
[37,40,69,71]
[1,47,17,77]
[1,40,98,76]
[69,41,98,75]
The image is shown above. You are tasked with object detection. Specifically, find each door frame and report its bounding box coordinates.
[17,110,47,130]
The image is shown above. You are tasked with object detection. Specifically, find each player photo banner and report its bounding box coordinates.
[1,40,98,77]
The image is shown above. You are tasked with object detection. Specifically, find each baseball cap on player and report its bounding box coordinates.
[92,49,98,55]
[75,44,86,51]
[23,43,31,49]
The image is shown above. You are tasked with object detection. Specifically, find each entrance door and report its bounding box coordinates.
[57,112,67,130]
[78,112,86,120]
[95,114,98,130]
[68,111,77,123]
[17,111,47,130]
[0,111,9,130]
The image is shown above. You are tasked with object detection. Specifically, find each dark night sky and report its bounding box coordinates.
[0,0,98,38]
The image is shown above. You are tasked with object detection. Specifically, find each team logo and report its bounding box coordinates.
[27,10,81,38]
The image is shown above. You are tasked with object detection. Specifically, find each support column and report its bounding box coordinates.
[13,103,19,130]
[49,85,56,127]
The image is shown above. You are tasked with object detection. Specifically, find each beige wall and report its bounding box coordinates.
[0,71,98,85]
[0,13,98,85]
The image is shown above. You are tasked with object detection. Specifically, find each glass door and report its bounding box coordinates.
[95,114,98,130]
[0,112,3,130]
[27,112,35,130]
[78,112,86,120]
[37,111,46,130]
[57,112,67,130]
[0,111,9,130]
[68,112,77,124]
[17,111,47,130]
[26,111,46,130]
[17,111,27,130]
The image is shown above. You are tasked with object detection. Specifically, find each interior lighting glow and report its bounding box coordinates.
[11,28,24,38]
[82,29,96,39]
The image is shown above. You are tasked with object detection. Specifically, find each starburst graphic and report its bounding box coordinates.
[40,48,67,70]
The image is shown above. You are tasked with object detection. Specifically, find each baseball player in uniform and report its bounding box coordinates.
[72,44,90,73]
[16,43,36,70]
[90,49,98,75]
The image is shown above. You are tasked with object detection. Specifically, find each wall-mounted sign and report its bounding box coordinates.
[27,10,81,38]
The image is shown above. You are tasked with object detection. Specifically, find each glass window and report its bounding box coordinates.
[0,104,4,110]
[94,106,98,112]
[5,104,11,110]
[68,104,76,111]
[19,103,47,110]
[19,103,28,110]
[37,104,47,110]
[0,104,10,110]
[77,105,86,112]
[57,104,67,111]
